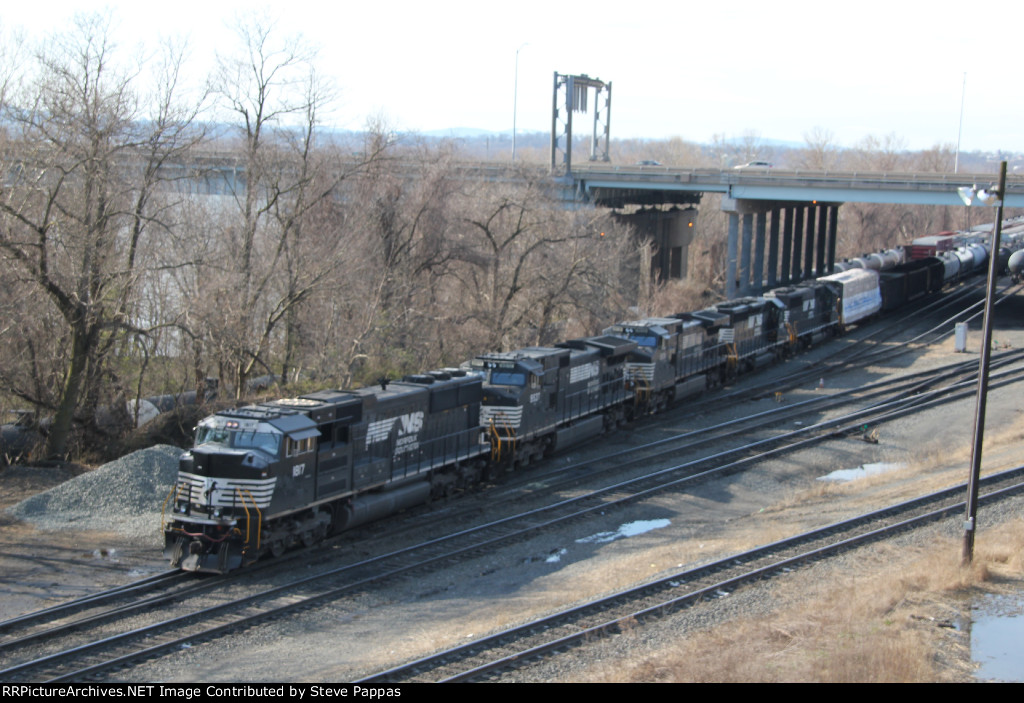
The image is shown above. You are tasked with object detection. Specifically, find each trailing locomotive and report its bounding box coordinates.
[164,236,1004,574]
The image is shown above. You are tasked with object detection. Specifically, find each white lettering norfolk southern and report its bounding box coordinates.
[365,411,424,452]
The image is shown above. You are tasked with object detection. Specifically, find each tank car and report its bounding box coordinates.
[997,247,1012,276]
[1009,250,1024,283]
[953,244,989,278]
[937,251,962,283]
[164,370,488,573]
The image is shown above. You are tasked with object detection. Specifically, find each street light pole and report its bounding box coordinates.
[513,43,528,162]
[961,159,1007,565]
[955,72,966,174]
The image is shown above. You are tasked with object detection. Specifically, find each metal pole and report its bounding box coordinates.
[955,73,966,174]
[961,159,1007,566]
[512,43,527,162]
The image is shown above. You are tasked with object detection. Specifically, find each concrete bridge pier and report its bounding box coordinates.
[723,198,841,299]
[615,206,697,282]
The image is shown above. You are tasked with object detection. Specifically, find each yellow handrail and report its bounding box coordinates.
[235,487,262,555]
[786,322,798,346]
[487,417,517,462]
[160,482,182,534]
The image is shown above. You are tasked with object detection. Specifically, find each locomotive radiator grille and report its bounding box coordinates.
[177,472,277,510]
[480,405,523,429]
[625,362,655,382]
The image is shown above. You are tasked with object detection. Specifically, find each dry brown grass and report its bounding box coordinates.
[760,415,1024,520]
[575,520,1024,682]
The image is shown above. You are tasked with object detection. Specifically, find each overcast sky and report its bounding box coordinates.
[6,1,1022,153]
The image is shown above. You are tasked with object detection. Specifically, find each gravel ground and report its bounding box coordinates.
[5,444,182,541]
[2,300,1023,682]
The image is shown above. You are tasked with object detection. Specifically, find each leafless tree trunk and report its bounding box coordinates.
[0,14,206,457]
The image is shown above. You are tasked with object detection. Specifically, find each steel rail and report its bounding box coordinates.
[359,465,1024,682]
[6,359,1020,683]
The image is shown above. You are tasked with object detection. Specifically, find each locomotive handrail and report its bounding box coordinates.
[631,373,652,407]
[487,418,517,462]
[235,487,262,557]
[726,343,739,364]
[159,483,181,535]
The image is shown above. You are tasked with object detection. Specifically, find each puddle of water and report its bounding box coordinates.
[818,462,905,483]
[576,518,671,545]
[971,593,1024,682]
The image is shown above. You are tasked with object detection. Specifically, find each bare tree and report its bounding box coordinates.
[849,133,907,172]
[796,127,841,170]
[840,133,912,253]
[915,143,956,173]
[449,173,634,351]
[0,13,206,457]
[201,15,328,395]
[193,16,396,397]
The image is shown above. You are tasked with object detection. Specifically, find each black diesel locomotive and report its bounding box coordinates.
[165,372,487,572]
[164,243,993,573]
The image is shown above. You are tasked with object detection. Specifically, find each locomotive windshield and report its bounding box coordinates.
[195,426,282,456]
[489,371,526,386]
[623,334,659,348]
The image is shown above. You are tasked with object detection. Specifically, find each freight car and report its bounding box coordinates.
[164,235,1000,573]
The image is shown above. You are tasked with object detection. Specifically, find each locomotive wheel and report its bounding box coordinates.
[169,536,186,567]
[269,540,286,558]
[301,531,316,548]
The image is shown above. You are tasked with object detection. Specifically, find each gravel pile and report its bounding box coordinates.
[5,444,184,544]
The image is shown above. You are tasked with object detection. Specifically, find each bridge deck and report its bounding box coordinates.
[571,166,1024,207]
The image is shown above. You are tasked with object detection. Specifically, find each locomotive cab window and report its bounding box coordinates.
[286,436,315,457]
[195,426,281,456]
[628,334,659,348]
[490,371,526,386]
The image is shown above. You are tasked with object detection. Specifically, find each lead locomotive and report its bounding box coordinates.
[164,371,487,572]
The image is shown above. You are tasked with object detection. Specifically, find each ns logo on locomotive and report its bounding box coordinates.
[164,235,1005,573]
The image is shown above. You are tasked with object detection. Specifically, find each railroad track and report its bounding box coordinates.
[3,350,1020,682]
[0,569,184,640]
[356,464,1024,682]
